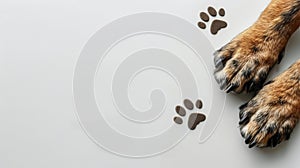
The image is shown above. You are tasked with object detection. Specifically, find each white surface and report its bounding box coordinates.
[1,0,300,167]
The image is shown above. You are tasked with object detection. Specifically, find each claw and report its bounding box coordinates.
[214,58,223,69]
[239,102,248,111]
[225,83,238,93]
[239,115,250,125]
[267,138,273,147]
[239,108,248,120]
[267,133,280,148]
[248,141,257,148]
[285,132,291,140]
[220,79,227,90]
[272,133,281,147]
[245,134,252,144]
[240,130,246,138]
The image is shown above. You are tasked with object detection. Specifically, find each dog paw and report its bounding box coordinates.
[213,27,286,93]
[239,61,300,148]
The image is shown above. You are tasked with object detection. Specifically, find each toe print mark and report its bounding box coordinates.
[173,117,183,124]
[183,99,194,110]
[198,6,228,35]
[200,12,209,22]
[208,7,217,17]
[219,8,225,16]
[175,105,186,116]
[195,99,203,109]
[173,99,206,130]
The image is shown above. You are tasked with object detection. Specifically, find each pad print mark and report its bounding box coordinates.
[173,99,206,130]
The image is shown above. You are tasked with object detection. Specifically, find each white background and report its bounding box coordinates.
[1,0,300,167]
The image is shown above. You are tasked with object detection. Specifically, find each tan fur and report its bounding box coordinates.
[214,0,300,147]
[240,60,300,147]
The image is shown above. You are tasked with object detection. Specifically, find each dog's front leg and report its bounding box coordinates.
[214,0,300,93]
[239,59,300,148]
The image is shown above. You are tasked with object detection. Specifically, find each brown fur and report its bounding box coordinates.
[214,0,300,147]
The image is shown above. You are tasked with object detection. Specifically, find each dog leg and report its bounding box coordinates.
[214,0,300,93]
[239,59,300,148]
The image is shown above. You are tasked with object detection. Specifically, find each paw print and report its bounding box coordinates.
[173,99,206,130]
[198,6,228,35]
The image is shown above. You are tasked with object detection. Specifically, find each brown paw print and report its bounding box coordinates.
[198,6,227,35]
[173,99,206,130]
